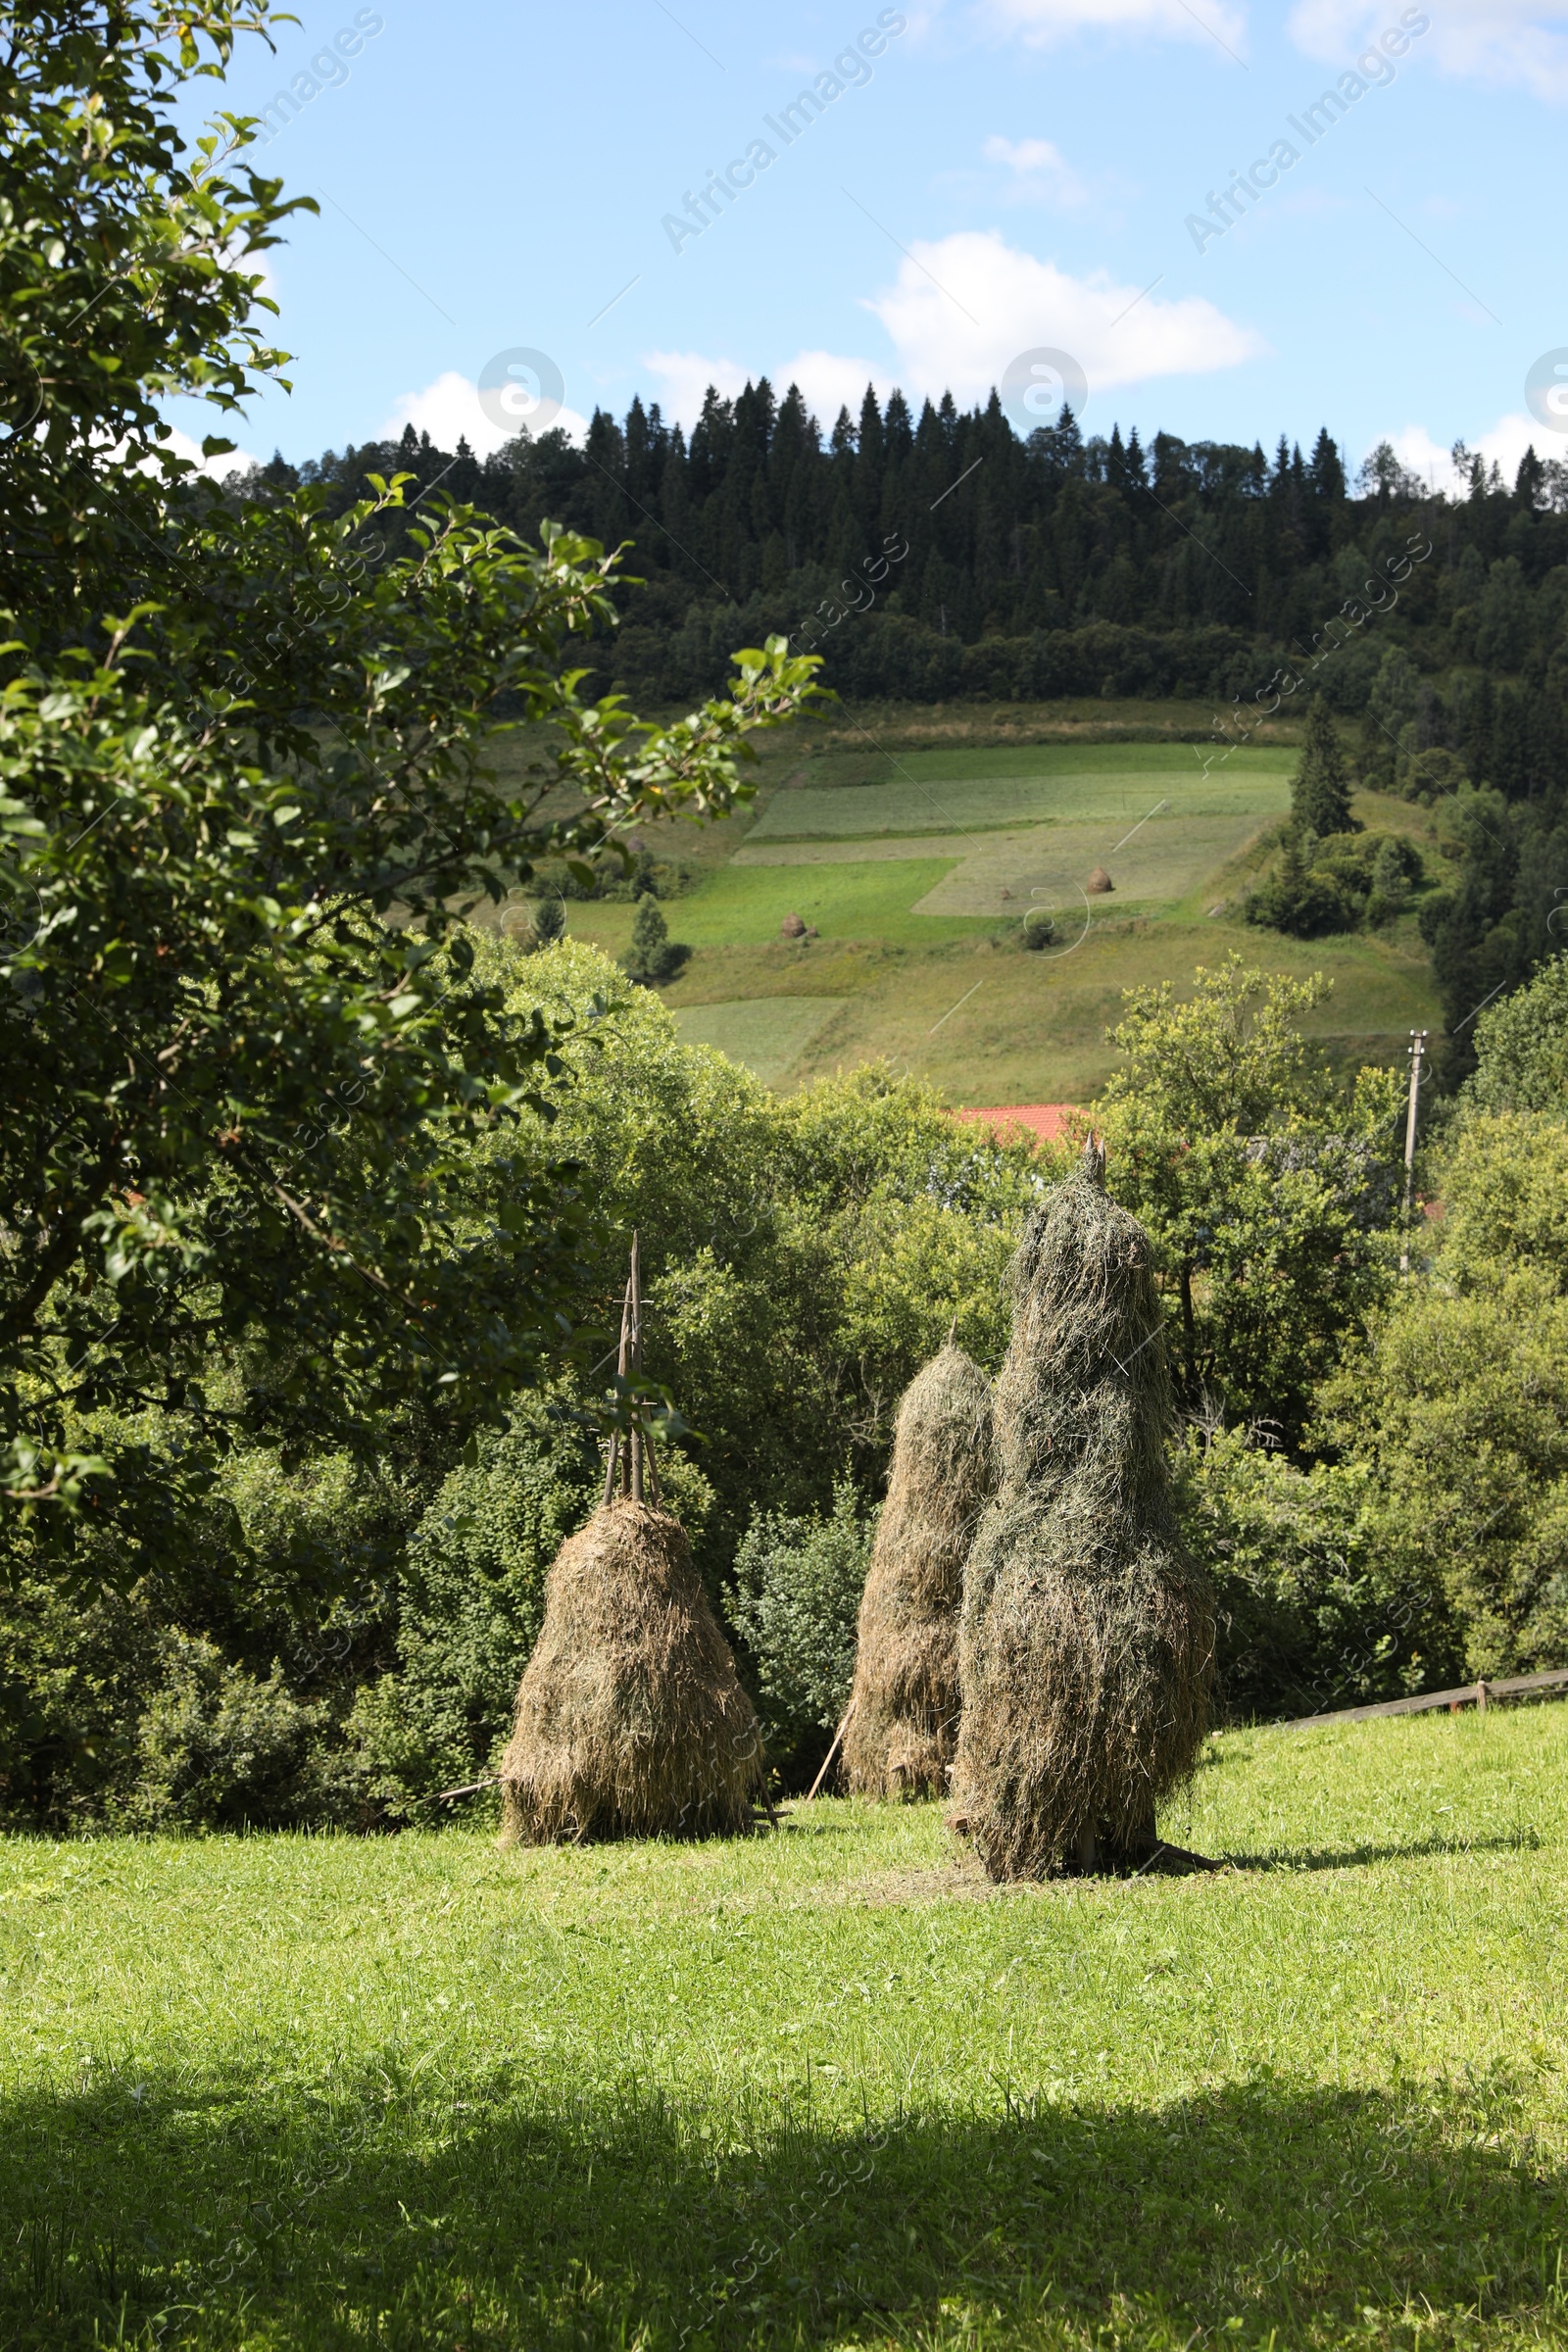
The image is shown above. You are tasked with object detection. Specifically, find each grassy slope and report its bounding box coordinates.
[4,1706,1567,2349]
[478,710,1447,1102]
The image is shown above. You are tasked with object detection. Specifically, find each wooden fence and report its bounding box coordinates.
[1281,1664,1568,1734]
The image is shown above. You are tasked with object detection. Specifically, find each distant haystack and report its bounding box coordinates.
[954,1144,1213,1878]
[1086,866,1113,895]
[499,1499,762,1844]
[844,1342,994,1799]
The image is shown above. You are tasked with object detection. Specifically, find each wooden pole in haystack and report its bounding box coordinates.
[602,1232,662,1509]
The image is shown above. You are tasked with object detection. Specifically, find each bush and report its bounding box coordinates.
[129,1634,333,1831]
[1021,908,1057,951]
[1322,1104,1568,1678]
[1396,745,1468,805]
[727,1481,872,1778]
[1467,955,1568,1113]
[1177,1431,1454,1722]
[1365,834,1421,923]
[1245,839,1355,937]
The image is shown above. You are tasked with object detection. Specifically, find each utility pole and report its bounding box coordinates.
[1400,1030,1427,1275]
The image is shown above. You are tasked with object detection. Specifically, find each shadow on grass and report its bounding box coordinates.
[2,2063,1562,2349]
[1223,1832,1541,1874]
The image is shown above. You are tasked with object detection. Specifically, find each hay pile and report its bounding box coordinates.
[844,1342,994,1799]
[954,1143,1213,1878]
[499,1498,763,1844]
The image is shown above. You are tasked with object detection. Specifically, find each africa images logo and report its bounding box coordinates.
[1186,8,1430,254]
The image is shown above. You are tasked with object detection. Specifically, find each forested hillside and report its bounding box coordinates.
[251,388,1568,1037]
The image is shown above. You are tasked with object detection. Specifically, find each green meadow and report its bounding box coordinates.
[4,1701,1565,2349]
[533,725,1445,1102]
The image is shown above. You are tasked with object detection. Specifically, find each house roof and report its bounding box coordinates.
[952,1103,1080,1149]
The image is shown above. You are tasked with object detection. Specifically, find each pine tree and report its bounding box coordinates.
[624,891,677,985]
[531,894,565,947]
[1293,698,1355,838]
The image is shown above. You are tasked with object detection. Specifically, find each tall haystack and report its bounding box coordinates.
[954,1142,1214,1878]
[498,1497,763,1843]
[844,1342,994,1799]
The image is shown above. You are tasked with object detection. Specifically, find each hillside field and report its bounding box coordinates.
[3,1701,1565,2349]
[487,710,1446,1102]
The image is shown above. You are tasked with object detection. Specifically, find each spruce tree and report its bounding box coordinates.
[531,893,566,947]
[1293,699,1355,837]
[625,892,677,984]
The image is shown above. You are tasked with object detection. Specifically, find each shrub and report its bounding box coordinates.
[1176,1431,1453,1721]
[1021,908,1057,951]
[1466,955,1568,1113]
[728,1481,872,1776]
[1396,745,1468,805]
[1245,839,1355,937]
[1366,834,1421,923]
[128,1635,331,1831]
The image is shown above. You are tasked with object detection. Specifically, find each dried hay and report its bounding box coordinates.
[499,1498,763,1844]
[954,1144,1214,1879]
[844,1342,994,1799]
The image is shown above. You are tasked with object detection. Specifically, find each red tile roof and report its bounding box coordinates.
[952,1103,1080,1149]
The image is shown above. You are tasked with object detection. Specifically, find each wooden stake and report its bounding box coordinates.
[629,1232,643,1504]
[602,1232,662,1506]
[603,1266,634,1505]
[805,1697,856,1800]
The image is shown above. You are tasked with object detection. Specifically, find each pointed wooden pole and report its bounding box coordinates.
[805,1697,856,1800]
[628,1231,644,1503]
[602,1264,635,1505]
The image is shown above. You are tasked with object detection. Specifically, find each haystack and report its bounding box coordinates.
[499,1235,763,1844]
[844,1342,994,1799]
[498,1497,763,1843]
[954,1142,1214,1878]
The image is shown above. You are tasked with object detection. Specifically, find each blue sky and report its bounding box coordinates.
[170,0,1568,492]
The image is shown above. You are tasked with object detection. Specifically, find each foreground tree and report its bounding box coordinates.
[0,3,818,1542]
[1098,956,1401,1448]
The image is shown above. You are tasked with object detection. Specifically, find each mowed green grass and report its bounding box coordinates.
[658,918,1441,1100]
[567,859,994,954]
[671,997,849,1083]
[4,1706,1567,2350]
[748,748,1292,843]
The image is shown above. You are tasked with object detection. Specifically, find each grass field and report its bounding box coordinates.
[4,1704,1565,2349]
[671,997,849,1083]
[481,713,1448,1102]
[747,747,1293,843]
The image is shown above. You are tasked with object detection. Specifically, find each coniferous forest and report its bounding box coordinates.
[253,383,1568,1038]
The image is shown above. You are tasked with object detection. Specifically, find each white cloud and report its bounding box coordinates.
[643,348,894,431]
[982,134,1089,205]
[776,349,897,425]
[1289,1,1568,98]
[862,228,1265,406]
[981,0,1247,53]
[643,234,1262,432]
[378,370,589,459]
[640,350,751,427]
[1382,411,1560,491]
